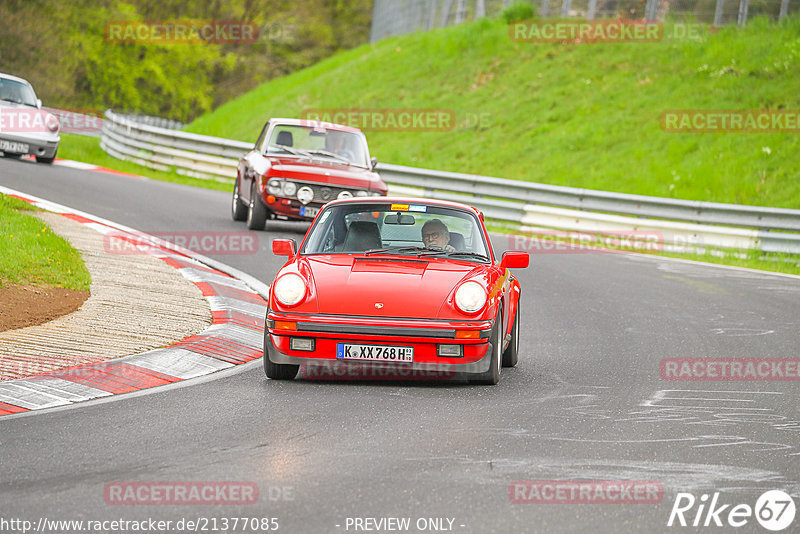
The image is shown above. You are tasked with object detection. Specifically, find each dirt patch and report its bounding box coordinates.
[0,285,90,332]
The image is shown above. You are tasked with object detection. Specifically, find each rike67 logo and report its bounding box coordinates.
[668,490,796,531]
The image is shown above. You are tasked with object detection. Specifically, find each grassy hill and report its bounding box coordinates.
[186,14,800,209]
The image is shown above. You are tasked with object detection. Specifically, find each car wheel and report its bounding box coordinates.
[246,180,267,231]
[263,329,299,380]
[471,310,502,385]
[502,303,520,368]
[36,149,57,164]
[231,177,247,221]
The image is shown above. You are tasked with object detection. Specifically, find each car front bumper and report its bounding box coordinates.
[0,131,59,158]
[265,311,494,377]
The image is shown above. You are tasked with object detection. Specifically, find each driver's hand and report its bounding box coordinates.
[444,244,455,252]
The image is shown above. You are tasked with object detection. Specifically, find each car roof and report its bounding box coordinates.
[269,117,363,135]
[324,196,483,216]
[0,73,34,86]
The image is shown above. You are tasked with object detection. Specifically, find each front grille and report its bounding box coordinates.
[281,179,368,202]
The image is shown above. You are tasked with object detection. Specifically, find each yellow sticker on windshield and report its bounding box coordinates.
[390,204,409,211]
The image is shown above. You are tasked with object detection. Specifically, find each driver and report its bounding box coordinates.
[421,219,455,252]
[324,131,355,161]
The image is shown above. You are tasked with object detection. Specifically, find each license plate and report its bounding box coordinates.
[300,206,319,218]
[0,140,29,154]
[337,343,414,362]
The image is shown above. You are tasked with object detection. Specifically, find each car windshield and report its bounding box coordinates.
[301,202,491,262]
[265,124,369,167]
[0,79,37,107]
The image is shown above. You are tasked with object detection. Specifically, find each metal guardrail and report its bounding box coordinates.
[99,109,800,254]
[101,110,251,182]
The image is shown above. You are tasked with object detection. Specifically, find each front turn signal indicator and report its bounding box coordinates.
[455,330,480,339]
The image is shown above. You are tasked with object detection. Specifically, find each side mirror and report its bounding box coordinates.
[272,239,296,257]
[500,251,529,269]
[36,99,42,109]
[370,157,378,171]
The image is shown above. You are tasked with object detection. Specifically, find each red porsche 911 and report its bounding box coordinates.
[264,198,529,384]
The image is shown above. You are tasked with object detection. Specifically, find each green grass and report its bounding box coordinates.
[0,194,91,290]
[58,134,233,192]
[186,15,800,209]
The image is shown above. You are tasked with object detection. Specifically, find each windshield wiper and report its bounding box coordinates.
[363,246,429,256]
[306,149,351,164]
[269,144,314,159]
[444,251,490,262]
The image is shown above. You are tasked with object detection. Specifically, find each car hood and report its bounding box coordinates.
[268,158,385,191]
[295,255,486,318]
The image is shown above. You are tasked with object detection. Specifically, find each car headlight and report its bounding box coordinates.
[282,181,297,197]
[355,190,368,197]
[337,191,353,200]
[369,191,383,197]
[45,114,60,133]
[455,281,487,314]
[297,186,314,205]
[267,179,282,195]
[274,273,306,306]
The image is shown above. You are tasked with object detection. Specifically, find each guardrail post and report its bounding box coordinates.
[440,0,455,25]
[713,0,725,25]
[737,0,749,25]
[645,0,659,20]
[779,0,789,20]
[455,0,467,23]
[427,0,439,29]
[587,0,598,19]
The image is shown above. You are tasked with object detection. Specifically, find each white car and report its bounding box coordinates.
[0,73,60,164]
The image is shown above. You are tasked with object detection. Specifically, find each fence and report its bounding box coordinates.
[370,0,798,41]
[99,109,800,254]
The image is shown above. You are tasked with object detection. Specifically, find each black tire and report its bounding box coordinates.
[246,180,268,230]
[36,149,57,164]
[231,177,247,221]
[263,329,299,380]
[502,304,520,368]
[2,152,22,159]
[471,310,502,385]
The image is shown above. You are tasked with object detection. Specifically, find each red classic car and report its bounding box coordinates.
[264,198,529,384]
[232,118,387,229]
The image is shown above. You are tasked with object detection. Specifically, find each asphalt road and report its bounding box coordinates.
[1,157,799,533]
